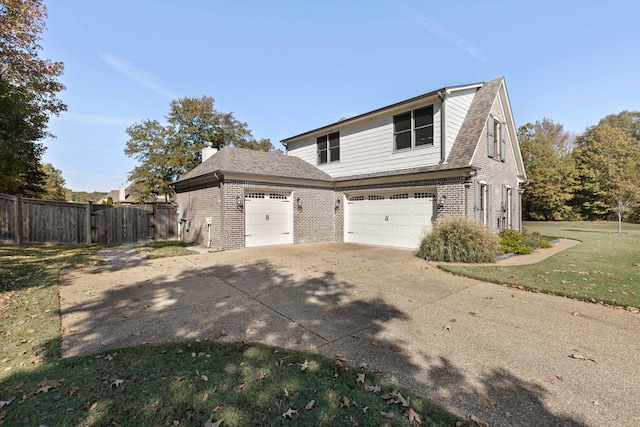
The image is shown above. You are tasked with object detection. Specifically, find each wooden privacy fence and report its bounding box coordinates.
[0,193,177,245]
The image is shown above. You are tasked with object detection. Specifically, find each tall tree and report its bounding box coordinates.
[518,119,577,220]
[0,0,66,196]
[125,96,274,202]
[572,121,640,232]
[41,162,68,201]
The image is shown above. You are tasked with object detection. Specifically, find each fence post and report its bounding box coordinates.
[86,201,93,244]
[15,194,23,244]
[152,203,157,240]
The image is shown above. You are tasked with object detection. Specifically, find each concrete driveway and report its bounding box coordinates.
[59,243,640,427]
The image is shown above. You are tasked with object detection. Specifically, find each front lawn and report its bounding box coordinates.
[0,245,469,426]
[439,221,640,309]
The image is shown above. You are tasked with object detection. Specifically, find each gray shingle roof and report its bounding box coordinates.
[447,77,503,168]
[176,78,504,186]
[174,146,333,184]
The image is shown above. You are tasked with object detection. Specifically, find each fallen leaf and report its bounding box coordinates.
[569,353,596,362]
[466,413,488,427]
[284,388,289,397]
[201,375,208,382]
[341,396,351,407]
[356,373,365,384]
[407,408,422,424]
[0,397,15,408]
[36,385,53,394]
[282,408,298,419]
[391,391,409,407]
[379,411,394,419]
[89,402,98,411]
[571,311,581,316]
[449,318,456,323]
[202,393,208,402]
[349,415,359,426]
[110,379,124,389]
[203,416,222,427]
[38,379,64,388]
[362,406,369,413]
[305,400,315,410]
[468,311,476,316]
[68,386,80,397]
[299,360,309,371]
[389,344,402,353]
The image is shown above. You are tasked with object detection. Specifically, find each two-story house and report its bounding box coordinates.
[172,77,527,250]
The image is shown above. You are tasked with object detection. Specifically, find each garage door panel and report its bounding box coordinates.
[345,191,434,249]
[245,193,293,248]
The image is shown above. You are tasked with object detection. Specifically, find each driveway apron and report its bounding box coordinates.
[59,242,640,427]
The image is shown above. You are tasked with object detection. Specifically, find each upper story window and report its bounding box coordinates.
[487,115,506,161]
[317,131,340,164]
[393,105,434,151]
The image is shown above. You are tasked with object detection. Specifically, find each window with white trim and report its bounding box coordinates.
[393,105,434,151]
[317,132,340,164]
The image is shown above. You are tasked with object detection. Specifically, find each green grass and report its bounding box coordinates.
[134,240,197,259]
[1,244,470,426]
[439,221,640,309]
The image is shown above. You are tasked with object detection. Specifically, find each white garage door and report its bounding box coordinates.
[244,192,293,247]
[345,191,434,249]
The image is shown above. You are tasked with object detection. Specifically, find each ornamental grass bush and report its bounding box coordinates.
[417,216,500,263]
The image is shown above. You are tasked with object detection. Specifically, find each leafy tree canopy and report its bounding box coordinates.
[572,120,640,231]
[0,0,66,196]
[41,162,68,201]
[125,96,275,202]
[518,118,577,220]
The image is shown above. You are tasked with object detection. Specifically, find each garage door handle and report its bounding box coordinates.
[385,216,389,221]
[266,214,269,221]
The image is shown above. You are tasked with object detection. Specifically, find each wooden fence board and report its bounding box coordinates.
[0,193,177,245]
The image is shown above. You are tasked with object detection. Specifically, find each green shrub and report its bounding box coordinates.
[417,216,500,263]
[500,229,552,254]
[523,230,552,249]
[500,229,534,254]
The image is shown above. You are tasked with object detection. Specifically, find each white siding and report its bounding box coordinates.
[445,88,476,161]
[287,98,443,178]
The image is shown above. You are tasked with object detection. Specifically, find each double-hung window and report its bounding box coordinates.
[317,132,340,164]
[393,105,434,151]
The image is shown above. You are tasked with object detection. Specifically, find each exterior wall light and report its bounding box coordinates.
[297,198,302,210]
[335,198,341,210]
[236,196,243,209]
[437,195,446,210]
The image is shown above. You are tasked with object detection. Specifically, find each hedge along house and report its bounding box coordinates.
[172,77,527,250]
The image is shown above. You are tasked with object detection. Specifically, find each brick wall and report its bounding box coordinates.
[471,98,522,230]
[293,187,337,244]
[175,184,221,246]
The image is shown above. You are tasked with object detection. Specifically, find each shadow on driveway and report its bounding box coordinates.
[58,243,638,426]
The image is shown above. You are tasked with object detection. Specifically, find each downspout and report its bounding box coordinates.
[438,91,447,164]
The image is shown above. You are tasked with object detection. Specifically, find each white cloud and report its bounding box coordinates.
[419,17,488,63]
[101,53,177,99]
[392,2,488,63]
[61,112,137,127]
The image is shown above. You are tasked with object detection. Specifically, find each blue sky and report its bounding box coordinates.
[40,0,639,192]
